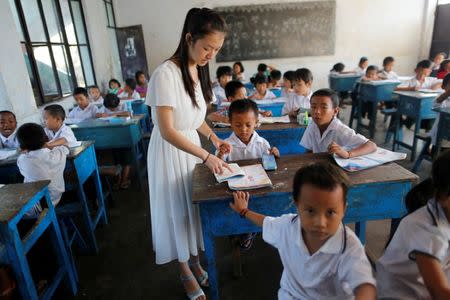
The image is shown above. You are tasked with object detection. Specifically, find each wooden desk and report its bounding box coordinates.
[69,117,146,191]
[393,91,438,161]
[329,74,361,92]
[192,153,417,300]
[434,106,450,154]
[208,118,307,155]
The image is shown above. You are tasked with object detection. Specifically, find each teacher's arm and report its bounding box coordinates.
[197,121,233,154]
[157,106,230,174]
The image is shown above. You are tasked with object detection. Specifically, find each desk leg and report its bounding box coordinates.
[411,116,421,161]
[356,97,363,133]
[77,186,99,254]
[132,144,144,192]
[93,168,108,225]
[392,112,400,151]
[355,221,366,244]
[369,101,377,139]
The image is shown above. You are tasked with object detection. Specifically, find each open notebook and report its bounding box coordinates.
[333,147,407,172]
[214,163,272,190]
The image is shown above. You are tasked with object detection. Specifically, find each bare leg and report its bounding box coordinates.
[179,261,206,300]
[190,255,209,285]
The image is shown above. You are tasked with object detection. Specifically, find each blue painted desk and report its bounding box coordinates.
[0,181,77,299]
[356,80,401,138]
[244,82,255,96]
[392,91,438,161]
[270,88,282,98]
[69,117,146,191]
[329,74,362,92]
[209,118,307,155]
[434,106,450,154]
[218,99,286,117]
[192,153,417,300]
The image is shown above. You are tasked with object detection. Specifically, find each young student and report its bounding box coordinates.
[255,63,268,78]
[361,65,380,82]
[67,87,99,123]
[96,93,131,117]
[354,57,369,75]
[213,66,233,103]
[249,75,276,100]
[16,123,69,215]
[330,63,356,75]
[118,78,141,100]
[376,150,450,300]
[232,61,245,82]
[43,105,78,148]
[429,73,450,148]
[300,88,377,158]
[230,162,376,299]
[281,70,295,97]
[282,68,313,117]
[378,56,398,80]
[396,60,442,91]
[0,110,19,149]
[437,59,450,79]
[108,78,123,95]
[431,52,447,72]
[268,69,282,88]
[135,71,148,98]
[88,85,104,106]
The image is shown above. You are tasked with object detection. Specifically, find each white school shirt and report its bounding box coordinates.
[429,96,450,145]
[0,131,19,149]
[17,146,69,214]
[400,76,442,89]
[379,70,399,80]
[90,96,104,105]
[213,85,227,104]
[118,90,141,100]
[282,91,312,115]
[263,214,376,300]
[220,131,271,161]
[67,103,98,122]
[300,117,368,153]
[377,199,450,300]
[354,66,366,75]
[98,103,126,115]
[44,124,78,147]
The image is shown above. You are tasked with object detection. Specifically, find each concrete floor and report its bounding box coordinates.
[73,105,432,299]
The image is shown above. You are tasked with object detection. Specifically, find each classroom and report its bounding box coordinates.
[0,0,450,299]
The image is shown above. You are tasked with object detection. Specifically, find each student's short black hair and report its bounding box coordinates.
[359,56,368,66]
[103,93,120,109]
[44,104,66,120]
[416,59,432,69]
[252,74,268,85]
[257,63,267,72]
[331,63,345,72]
[405,178,433,214]
[216,66,232,79]
[0,110,16,120]
[88,85,100,91]
[293,68,313,83]
[438,59,450,73]
[383,56,395,66]
[225,80,245,99]
[125,78,137,90]
[228,99,258,121]
[366,65,378,73]
[292,162,350,204]
[443,73,450,88]
[283,70,295,82]
[16,123,47,151]
[311,88,340,108]
[135,70,145,83]
[109,78,121,88]
[432,150,450,199]
[269,69,282,81]
[73,87,88,98]
[233,61,244,73]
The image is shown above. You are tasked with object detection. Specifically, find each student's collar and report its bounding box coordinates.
[230,131,258,147]
[0,130,16,142]
[296,219,345,256]
[54,123,66,134]
[316,117,339,137]
[428,198,450,228]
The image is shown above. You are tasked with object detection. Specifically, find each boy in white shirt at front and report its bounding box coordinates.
[0,110,19,149]
[378,56,398,80]
[88,85,104,106]
[16,123,69,216]
[300,88,377,158]
[67,87,99,123]
[396,59,442,91]
[376,151,450,299]
[230,162,376,299]
[282,68,314,117]
[118,78,141,100]
[43,104,78,148]
[213,66,232,104]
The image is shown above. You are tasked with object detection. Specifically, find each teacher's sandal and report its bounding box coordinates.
[189,261,209,287]
[180,273,205,300]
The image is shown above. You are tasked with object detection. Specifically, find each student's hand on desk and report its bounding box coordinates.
[230,191,250,213]
[269,147,280,158]
[260,110,272,117]
[204,154,232,175]
[96,113,108,118]
[328,142,350,159]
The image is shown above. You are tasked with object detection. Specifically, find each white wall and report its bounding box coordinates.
[115,0,437,90]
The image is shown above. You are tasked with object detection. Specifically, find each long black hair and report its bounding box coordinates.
[170,8,227,108]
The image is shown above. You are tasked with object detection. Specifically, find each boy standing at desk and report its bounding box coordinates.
[396,60,442,91]
[0,110,19,149]
[300,88,377,158]
[43,105,78,148]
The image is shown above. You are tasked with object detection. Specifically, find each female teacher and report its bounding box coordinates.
[146,8,231,300]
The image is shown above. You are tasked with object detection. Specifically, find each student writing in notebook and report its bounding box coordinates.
[396,60,442,91]
[230,162,376,299]
[300,88,377,158]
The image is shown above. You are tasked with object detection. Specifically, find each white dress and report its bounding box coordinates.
[146,60,206,264]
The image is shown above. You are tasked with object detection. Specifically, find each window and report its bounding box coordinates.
[9,0,96,105]
[103,0,122,82]
[104,0,116,29]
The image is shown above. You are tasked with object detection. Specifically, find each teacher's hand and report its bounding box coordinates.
[211,136,233,154]
[205,154,232,175]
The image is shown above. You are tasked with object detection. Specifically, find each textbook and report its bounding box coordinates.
[333,147,407,172]
[214,163,245,183]
[227,164,273,190]
[259,115,291,124]
[418,88,443,94]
